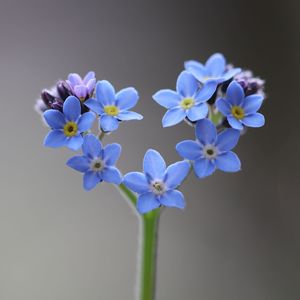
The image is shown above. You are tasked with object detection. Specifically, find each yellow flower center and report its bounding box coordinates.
[63,121,78,137]
[231,106,245,120]
[104,105,119,116]
[180,98,195,109]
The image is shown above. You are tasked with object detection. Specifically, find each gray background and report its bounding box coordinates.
[0,0,299,299]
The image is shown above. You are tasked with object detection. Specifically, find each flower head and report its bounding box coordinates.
[124,149,190,214]
[185,53,241,87]
[176,119,241,178]
[216,80,265,130]
[153,71,216,127]
[84,80,143,132]
[66,71,96,101]
[43,96,95,151]
[67,134,122,190]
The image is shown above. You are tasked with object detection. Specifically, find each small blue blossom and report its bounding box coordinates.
[216,80,265,130]
[153,71,216,127]
[124,149,190,214]
[185,53,241,87]
[43,96,95,151]
[176,119,241,178]
[84,80,143,132]
[66,71,96,100]
[67,134,123,191]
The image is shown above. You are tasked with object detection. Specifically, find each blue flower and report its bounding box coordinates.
[84,80,143,132]
[216,81,265,130]
[66,71,96,100]
[184,53,241,87]
[153,71,216,127]
[176,119,241,178]
[124,149,190,214]
[43,96,95,151]
[67,134,123,191]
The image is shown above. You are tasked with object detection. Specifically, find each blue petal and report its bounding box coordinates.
[152,89,181,109]
[117,111,143,121]
[96,80,116,106]
[194,81,217,103]
[103,143,121,166]
[194,158,216,178]
[176,71,199,97]
[176,140,202,160]
[216,98,231,116]
[222,68,241,81]
[162,108,186,127]
[123,172,150,194]
[63,96,81,121]
[143,149,166,180]
[226,81,244,106]
[100,115,119,132]
[84,98,104,115]
[43,110,66,129]
[242,113,265,128]
[44,130,67,148]
[160,190,185,209]
[116,87,139,110]
[67,156,90,172]
[205,53,225,76]
[187,103,208,121]
[216,128,240,152]
[77,112,95,132]
[83,171,101,191]
[215,151,241,172]
[184,60,206,77]
[242,95,264,114]
[83,71,95,84]
[137,192,160,214]
[102,167,122,185]
[66,134,83,151]
[227,116,244,130]
[82,134,102,159]
[195,119,217,145]
[164,160,190,189]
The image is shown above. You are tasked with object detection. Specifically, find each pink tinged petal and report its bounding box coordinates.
[96,80,116,105]
[195,119,217,145]
[83,71,95,84]
[162,108,186,127]
[63,96,81,121]
[194,158,216,178]
[176,71,199,97]
[152,89,181,109]
[86,79,96,94]
[123,172,150,194]
[160,190,186,209]
[143,149,166,180]
[176,140,202,160]
[137,192,160,214]
[43,109,66,129]
[44,130,67,148]
[216,128,240,152]
[164,161,190,189]
[227,116,244,130]
[68,73,82,87]
[66,134,83,151]
[242,113,265,128]
[215,151,241,172]
[77,112,95,132]
[187,103,208,121]
[116,87,139,110]
[74,85,88,99]
[103,143,122,166]
[216,98,231,116]
[83,171,101,191]
[226,80,245,106]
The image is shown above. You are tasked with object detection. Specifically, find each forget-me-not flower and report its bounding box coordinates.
[124,149,190,214]
[67,134,123,191]
[43,96,95,151]
[153,71,216,127]
[184,53,241,87]
[176,119,241,178]
[84,80,143,132]
[216,80,265,130]
[67,71,96,100]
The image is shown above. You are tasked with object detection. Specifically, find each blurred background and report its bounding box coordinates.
[0,0,299,299]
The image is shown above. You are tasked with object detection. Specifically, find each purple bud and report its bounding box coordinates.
[57,80,72,100]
